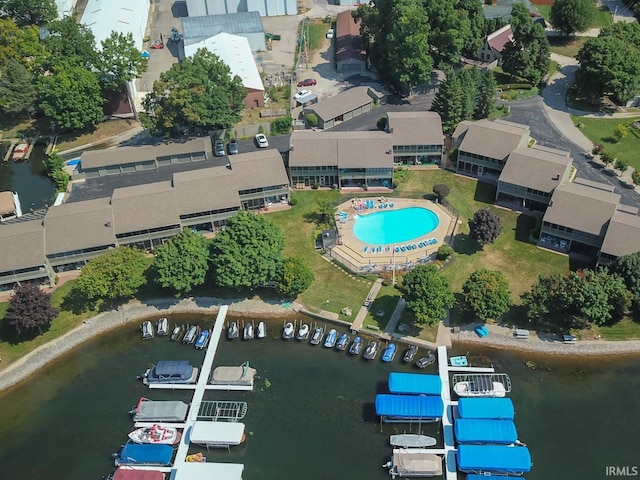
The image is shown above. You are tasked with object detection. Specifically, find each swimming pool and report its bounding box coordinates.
[353,207,440,245]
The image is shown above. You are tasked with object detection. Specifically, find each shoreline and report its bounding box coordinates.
[2,297,640,393]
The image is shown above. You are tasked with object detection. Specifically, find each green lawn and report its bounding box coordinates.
[592,318,640,340]
[306,19,331,50]
[548,36,588,58]
[591,5,613,29]
[571,115,640,170]
[536,5,551,21]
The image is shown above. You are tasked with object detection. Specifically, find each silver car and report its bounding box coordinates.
[228,139,239,155]
[255,133,269,148]
[214,139,225,157]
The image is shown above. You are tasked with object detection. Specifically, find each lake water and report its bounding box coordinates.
[0,143,57,210]
[0,313,638,480]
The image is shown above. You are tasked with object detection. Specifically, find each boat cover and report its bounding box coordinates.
[457,445,531,474]
[210,365,257,385]
[113,468,164,480]
[457,398,514,420]
[153,360,193,378]
[133,398,189,422]
[375,394,444,420]
[189,421,245,446]
[467,476,525,480]
[117,443,173,465]
[454,419,518,444]
[392,451,443,476]
[170,462,244,480]
[388,372,442,395]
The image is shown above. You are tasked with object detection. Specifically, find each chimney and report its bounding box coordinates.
[105,219,111,227]
[554,173,560,180]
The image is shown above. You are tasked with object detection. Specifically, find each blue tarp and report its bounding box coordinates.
[457,445,531,474]
[457,398,515,420]
[467,476,525,480]
[454,419,518,444]
[388,372,442,395]
[375,394,444,421]
[118,442,174,465]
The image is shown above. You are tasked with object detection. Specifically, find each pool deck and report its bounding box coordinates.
[330,197,458,274]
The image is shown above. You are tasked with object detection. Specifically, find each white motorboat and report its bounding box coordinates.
[363,340,379,360]
[282,322,295,340]
[336,333,349,350]
[156,317,169,337]
[128,424,181,445]
[310,326,324,345]
[140,321,154,340]
[324,329,338,348]
[227,321,239,340]
[170,324,184,341]
[453,380,507,398]
[243,322,254,340]
[390,434,437,448]
[296,323,309,340]
[257,321,266,338]
[182,325,198,344]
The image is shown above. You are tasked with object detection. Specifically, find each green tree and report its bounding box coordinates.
[97,32,148,92]
[468,209,502,247]
[474,70,496,119]
[305,112,318,127]
[432,184,450,203]
[458,68,478,121]
[431,70,463,133]
[612,252,640,309]
[142,49,246,136]
[275,256,315,297]
[400,264,455,326]
[154,229,210,296]
[6,283,59,336]
[317,199,335,223]
[614,123,629,143]
[550,0,595,37]
[37,62,104,131]
[576,24,640,102]
[522,273,566,323]
[40,16,98,70]
[615,158,629,176]
[73,247,149,302]
[210,212,285,289]
[0,0,57,26]
[0,19,45,68]
[44,152,70,191]
[501,3,550,85]
[0,59,37,117]
[462,269,512,321]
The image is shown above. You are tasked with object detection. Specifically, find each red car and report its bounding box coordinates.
[297,78,317,87]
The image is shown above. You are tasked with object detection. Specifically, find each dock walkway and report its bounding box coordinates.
[350,278,383,332]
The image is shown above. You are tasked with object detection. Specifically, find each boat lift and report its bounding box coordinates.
[197,400,248,422]
[451,373,512,394]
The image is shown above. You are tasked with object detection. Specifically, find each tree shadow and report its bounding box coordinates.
[303,211,324,225]
[473,182,497,205]
[514,213,537,243]
[0,313,50,345]
[60,286,92,315]
[452,232,482,255]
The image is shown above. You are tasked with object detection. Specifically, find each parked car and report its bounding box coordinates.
[228,139,239,155]
[214,139,225,157]
[255,133,269,148]
[294,89,311,101]
[326,29,334,39]
[297,78,317,87]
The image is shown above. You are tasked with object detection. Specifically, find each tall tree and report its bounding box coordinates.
[210,212,285,289]
[432,184,450,203]
[462,269,512,321]
[0,0,57,26]
[0,19,45,68]
[317,199,336,223]
[423,0,473,66]
[400,264,455,326]
[97,32,148,92]
[142,49,246,136]
[474,70,496,119]
[74,247,149,302]
[0,59,37,117]
[550,0,596,37]
[37,61,104,131]
[275,257,315,298]
[611,252,640,310]
[40,16,98,70]
[468,209,502,247]
[431,70,463,133]
[154,229,210,296]
[501,3,550,85]
[6,283,59,336]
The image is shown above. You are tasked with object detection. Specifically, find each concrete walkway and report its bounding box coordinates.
[350,278,383,332]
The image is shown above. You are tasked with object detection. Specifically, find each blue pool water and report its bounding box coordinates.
[353,207,440,244]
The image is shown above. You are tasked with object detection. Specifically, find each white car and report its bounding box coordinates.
[295,89,311,101]
[255,133,269,148]
[326,29,334,39]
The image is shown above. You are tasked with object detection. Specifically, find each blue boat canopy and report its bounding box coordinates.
[454,419,518,444]
[466,475,525,480]
[457,445,531,474]
[118,442,174,465]
[457,397,515,420]
[388,372,442,395]
[375,394,444,421]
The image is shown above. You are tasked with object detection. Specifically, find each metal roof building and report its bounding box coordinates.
[186,0,296,17]
[181,12,266,52]
[80,0,150,51]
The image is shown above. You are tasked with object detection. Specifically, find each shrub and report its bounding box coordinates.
[271,117,292,135]
[432,184,450,203]
[437,244,454,261]
[305,112,318,127]
[377,116,388,130]
[601,152,614,165]
[311,182,320,190]
[289,197,299,206]
[632,170,640,185]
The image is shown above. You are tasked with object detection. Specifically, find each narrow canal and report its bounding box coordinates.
[0,313,637,480]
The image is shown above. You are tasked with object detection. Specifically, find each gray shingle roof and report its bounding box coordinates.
[173,166,239,215]
[543,182,620,236]
[600,210,640,258]
[44,197,115,255]
[182,12,264,44]
[289,131,393,168]
[304,86,377,121]
[387,112,444,147]
[111,182,180,235]
[498,146,572,193]
[0,220,45,271]
[457,119,530,161]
